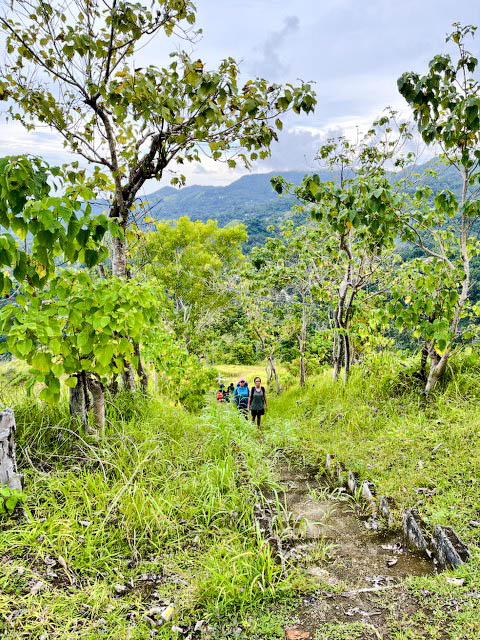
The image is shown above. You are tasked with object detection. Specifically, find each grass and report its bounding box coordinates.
[0,365,310,639]
[214,363,288,388]
[261,351,480,639]
[2,352,480,637]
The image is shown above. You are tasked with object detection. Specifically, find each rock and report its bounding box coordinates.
[30,580,47,595]
[306,566,338,586]
[432,525,470,570]
[325,453,334,473]
[446,577,465,586]
[402,509,428,552]
[379,496,395,527]
[285,628,311,640]
[114,583,128,594]
[469,520,480,528]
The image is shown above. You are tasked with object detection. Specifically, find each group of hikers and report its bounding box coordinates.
[216,377,267,426]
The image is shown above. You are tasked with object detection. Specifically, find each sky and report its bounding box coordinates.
[1,0,480,190]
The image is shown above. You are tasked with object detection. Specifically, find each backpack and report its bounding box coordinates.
[250,386,265,400]
[216,390,223,401]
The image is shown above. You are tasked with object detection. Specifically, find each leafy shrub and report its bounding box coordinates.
[0,486,25,516]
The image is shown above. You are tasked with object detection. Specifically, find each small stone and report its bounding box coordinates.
[30,580,47,595]
[446,577,465,587]
[79,520,91,527]
[285,627,311,640]
[114,583,127,594]
[469,520,480,528]
[386,557,398,567]
[172,625,184,633]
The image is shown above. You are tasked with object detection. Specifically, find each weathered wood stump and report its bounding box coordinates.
[379,496,395,527]
[335,461,346,485]
[432,525,470,569]
[361,480,377,513]
[347,470,358,495]
[403,508,428,552]
[0,408,22,491]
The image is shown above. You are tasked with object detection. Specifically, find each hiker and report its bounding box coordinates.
[225,382,235,402]
[248,376,267,427]
[233,378,249,416]
[216,383,225,402]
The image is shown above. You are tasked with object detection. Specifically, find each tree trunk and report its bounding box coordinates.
[268,354,280,394]
[343,333,351,384]
[134,342,148,393]
[108,374,119,395]
[299,300,307,387]
[87,375,105,437]
[122,361,136,392]
[332,332,344,381]
[425,347,449,395]
[112,234,127,278]
[69,371,89,429]
[0,408,22,491]
[419,343,429,383]
[424,170,470,395]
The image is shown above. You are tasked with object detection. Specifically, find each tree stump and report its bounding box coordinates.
[0,408,22,491]
[432,525,470,569]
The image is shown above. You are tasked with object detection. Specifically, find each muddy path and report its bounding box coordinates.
[277,465,433,640]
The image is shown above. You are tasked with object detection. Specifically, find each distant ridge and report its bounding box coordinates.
[89,159,463,247]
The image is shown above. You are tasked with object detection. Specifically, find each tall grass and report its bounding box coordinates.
[0,389,301,638]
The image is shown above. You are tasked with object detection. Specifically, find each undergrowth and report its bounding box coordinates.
[2,351,480,638]
[266,350,480,639]
[0,390,304,639]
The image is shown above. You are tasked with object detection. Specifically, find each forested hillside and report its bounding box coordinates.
[120,159,463,247]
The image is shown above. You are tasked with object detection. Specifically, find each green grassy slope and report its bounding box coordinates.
[1,353,480,638]
[264,353,480,638]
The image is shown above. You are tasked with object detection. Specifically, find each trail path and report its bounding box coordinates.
[278,465,433,640]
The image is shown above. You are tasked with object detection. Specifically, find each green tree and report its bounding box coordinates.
[273,114,409,382]
[1,271,159,434]
[397,23,480,392]
[139,217,247,353]
[0,155,109,293]
[0,0,316,283]
[248,223,324,387]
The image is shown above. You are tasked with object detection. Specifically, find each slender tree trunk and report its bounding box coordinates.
[425,170,470,394]
[87,375,105,437]
[0,408,22,491]
[69,371,89,429]
[134,342,148,393]
[419,343,429,382]
[122,361,136,392]
[299,300,307,387]
[332,331,344,381]
[268,354,280,394]
[343,333,351,384]
[108,374,119,395]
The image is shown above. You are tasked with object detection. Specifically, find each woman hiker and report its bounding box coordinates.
[248,376,267,428]
[233,378,249,417]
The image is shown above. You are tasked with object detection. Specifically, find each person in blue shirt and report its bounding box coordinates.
[233,378,249,417]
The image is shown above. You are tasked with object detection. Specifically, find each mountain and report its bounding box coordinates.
[131,159,463,246]
[87,160,464,248]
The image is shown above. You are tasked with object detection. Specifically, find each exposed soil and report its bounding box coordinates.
[278,465,434,640]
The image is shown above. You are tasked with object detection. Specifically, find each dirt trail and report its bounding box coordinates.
[278,465,433,640]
